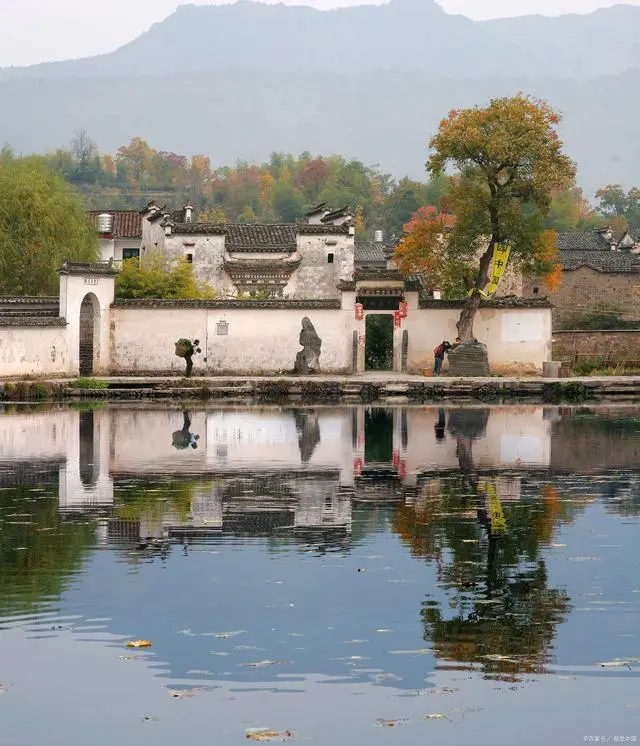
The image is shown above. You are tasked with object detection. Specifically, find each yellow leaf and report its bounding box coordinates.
[127,639,152,648]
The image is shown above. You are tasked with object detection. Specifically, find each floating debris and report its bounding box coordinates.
[141,716,158,723]
[0,684,8,694]
[127,640,152,649]
[600,661,632,669]
[424,713,451,722]
[375,719,407,727]
[245,728,295,741]
[208,631,246,639]
[240,660,292,668]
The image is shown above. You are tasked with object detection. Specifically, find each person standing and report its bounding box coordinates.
[433,340,452,376]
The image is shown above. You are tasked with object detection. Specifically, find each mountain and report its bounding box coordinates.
[1,0,639,194]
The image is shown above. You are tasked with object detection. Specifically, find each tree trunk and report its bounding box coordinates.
[456,239,496,341]
[457,291,482,341]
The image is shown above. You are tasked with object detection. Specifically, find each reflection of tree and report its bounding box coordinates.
[293,410,321,463]
[0,486,95,615]
[114,477,201,524]
[392,409,584,681]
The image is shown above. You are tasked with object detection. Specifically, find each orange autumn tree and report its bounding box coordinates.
[395,94,575,341]
[393,205,475,296]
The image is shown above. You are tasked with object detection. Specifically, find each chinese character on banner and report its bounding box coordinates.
[399,301,408,318]
[355,303,364,320]
[353,457,363,477]
[394,311,402,328]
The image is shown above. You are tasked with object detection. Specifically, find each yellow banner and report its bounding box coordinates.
[465,243,512,298]
[480,481,508,535]
[483,243,511,298]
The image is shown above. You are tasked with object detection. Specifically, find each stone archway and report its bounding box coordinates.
[79,293,100,376]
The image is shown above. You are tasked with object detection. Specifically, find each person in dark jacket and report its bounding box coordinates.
[433,340,452,376]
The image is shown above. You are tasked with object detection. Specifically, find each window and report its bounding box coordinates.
[532,286,539,295]
[122,248,139,261]
[186,253,193,264]
[327,253,334,264]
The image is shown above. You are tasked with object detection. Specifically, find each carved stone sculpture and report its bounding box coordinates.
[294,317,322,374]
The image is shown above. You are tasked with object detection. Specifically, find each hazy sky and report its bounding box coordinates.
[1,0,638,67]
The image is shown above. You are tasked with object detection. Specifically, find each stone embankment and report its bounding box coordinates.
[4,375,640,404]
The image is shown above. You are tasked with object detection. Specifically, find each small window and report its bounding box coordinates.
[186,253,193,264]
[327,253,334,264]
[122,248,139,261]
[532,286,539,295]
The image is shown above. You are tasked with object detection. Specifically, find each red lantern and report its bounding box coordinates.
[399,301,408,318]
[394,311,402,328]
[355,303,364,320]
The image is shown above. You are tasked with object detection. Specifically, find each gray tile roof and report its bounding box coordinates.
[556,231,640,273]
[560,250,640,273]
[556,232,610,252]
[172,222,350,247]
[355,241,386,264]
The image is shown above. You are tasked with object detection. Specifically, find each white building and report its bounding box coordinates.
[88,211,142,264]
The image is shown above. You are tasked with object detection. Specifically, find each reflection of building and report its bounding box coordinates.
[0,405,558,546]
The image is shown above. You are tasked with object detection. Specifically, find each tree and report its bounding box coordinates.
[0,158,98,295]
[115,250,215,299]
[398,94,575,341]
[596,184,640,232]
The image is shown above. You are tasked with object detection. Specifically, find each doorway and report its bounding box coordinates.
[79,294,98,376]
[365,314,394,371]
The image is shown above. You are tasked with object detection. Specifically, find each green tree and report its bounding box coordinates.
[0,158,98,295]
[115,250,215,299]
[595,184,640,231]
[273,181,306,222]
[397,94,576,341]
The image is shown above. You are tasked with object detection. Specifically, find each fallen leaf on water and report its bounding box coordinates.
[424,713,451,722]
[245,728,295,741]
[127,640,151,648]
[141,716,159,723]
[375,719,406,727]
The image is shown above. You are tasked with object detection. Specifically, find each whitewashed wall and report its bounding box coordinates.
[0,324,71,377]
[403,306,552,374]
[110,305,355,375]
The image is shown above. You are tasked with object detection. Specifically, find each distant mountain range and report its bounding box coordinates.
[2,0,639,194]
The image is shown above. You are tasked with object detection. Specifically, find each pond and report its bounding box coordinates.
[0,402,639,745]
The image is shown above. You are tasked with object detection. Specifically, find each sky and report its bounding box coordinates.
[0,0,639,68]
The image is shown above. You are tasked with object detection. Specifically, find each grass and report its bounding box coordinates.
[70,377,109,389]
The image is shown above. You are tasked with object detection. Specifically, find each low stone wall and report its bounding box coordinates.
[0,318,71,378]
[553,330,640,360]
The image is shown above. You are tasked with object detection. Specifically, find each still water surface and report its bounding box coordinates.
[1,403,639,745]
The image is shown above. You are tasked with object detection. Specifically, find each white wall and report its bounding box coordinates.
[404,306,552,374]
[59,272,115,375]
[110,306,355,375]
[0,324,71,377]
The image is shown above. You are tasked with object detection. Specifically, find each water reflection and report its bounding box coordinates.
[0,403,639,704]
